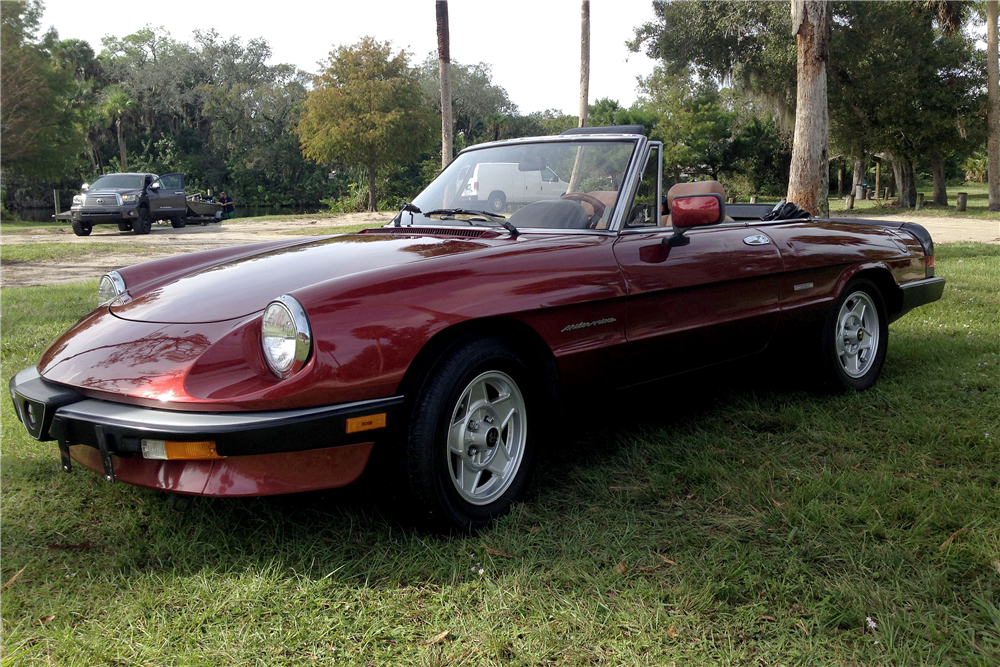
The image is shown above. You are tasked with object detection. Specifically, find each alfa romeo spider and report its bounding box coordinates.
[9,126,945,530]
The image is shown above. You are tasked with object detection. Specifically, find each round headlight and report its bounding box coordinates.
[261,295,312,377]
[98,271,126,305]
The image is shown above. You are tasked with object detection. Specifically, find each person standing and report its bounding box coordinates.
[218,191,235,220]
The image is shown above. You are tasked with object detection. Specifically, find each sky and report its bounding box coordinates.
[40,0,661,115]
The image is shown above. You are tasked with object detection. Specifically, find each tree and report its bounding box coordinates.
[568,1,591,192]
[1,0,87,181]
[436,1,453,168]
[296,38,435,211]
[787,1,831,217]
[636,68,734,181]
[101,85,134,169]
[418,57,516,145]
[828,1,981,208]
[988,1,999,210]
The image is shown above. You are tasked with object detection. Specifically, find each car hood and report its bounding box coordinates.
[110,231,504,324]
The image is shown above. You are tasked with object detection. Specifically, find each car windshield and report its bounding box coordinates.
[90,174,144,190]
[409,139,638,230]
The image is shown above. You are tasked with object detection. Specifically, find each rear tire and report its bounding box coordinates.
[71,221,92,236]
[487,192,506,213]
[170,216,186,229]
[820,278,888,391]
[405,336,537,532]
[132,207,151,235]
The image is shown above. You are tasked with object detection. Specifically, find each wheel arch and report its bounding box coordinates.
[397,316,560,409]
[836,265,901,315]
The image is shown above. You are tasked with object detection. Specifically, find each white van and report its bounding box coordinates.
[461,163,569,212]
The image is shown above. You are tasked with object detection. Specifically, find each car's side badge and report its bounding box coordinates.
[744,234,771,246]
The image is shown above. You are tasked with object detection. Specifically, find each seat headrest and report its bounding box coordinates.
[666,181,726,209]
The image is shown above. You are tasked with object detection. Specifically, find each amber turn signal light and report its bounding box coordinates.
[140,439,223,460]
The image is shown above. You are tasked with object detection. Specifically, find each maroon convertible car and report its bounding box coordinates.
[10,126,944,530]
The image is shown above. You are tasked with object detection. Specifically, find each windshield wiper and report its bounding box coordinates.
[393,202,422,227]
[422,208,519,238]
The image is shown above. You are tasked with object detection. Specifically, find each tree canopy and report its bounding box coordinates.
[296,38,436,211]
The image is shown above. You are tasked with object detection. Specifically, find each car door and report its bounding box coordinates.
[148,173,185,218]
[612,145,783,385]
[539,167,567,200]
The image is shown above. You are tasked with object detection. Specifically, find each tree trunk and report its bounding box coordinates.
[568,1,591,193]
[116,119,128,170]
[987,1,999,210]
[852,154,864,189]
[579,0,590,128]
[837,159,844,196]
[890,155,917,208]
[787,1,831,218]
[436,1,453,170]
[930,152,948,206]
[367,163,377,212]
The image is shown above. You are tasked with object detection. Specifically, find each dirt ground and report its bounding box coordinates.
[0,212,392,288]
[0,211,995,288]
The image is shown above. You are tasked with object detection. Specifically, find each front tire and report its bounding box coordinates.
[132,207,151,235]
[821,278,888,391]
[71,221,92,236]
[405,337,536,532]
[117,222,132,232]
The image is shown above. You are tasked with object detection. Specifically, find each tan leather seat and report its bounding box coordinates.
[661,180,733,226]
[585,191,618,229]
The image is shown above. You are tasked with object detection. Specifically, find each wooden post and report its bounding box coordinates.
[846,194,855,210]
[750,195,758,203]
[915,193,923,210]
[884,187,890,200]
[53,190,61,215]
[874,160,881,201]
[956,192,968,211]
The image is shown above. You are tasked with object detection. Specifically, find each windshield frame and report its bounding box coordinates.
[408,135,648,235]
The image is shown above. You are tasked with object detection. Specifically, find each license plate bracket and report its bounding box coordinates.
[94,425,115,483]
[58,439,72,473]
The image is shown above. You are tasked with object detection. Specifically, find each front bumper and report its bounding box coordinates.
[70,205,138,224]
[9,366,402,494]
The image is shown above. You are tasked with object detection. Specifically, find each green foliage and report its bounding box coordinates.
[637,68,735,181]
[418,55,517,145]
[297,38,435,211]
[0,0,88,181]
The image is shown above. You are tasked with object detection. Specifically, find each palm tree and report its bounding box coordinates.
[568,1,591,193]
[437,1,453,169]
[987,1,999,210]
[101,85,134,170]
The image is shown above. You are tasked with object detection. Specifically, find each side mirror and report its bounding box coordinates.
[149,182,161,191]
[518,156,546,171]
[81,183,90,192]
[664,193,725,247]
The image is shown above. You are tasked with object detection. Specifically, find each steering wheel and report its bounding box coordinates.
[560,192,607,228]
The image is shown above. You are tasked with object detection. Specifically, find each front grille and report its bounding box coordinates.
[358,227,494,238]
[84,194,120,206]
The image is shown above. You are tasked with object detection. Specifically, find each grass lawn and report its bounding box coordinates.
[0,212,390,236]
[829,183,997,220]
[0,242,160,265]
[1,244,997,665]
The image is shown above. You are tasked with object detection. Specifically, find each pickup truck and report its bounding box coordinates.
[69,172,187,236]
